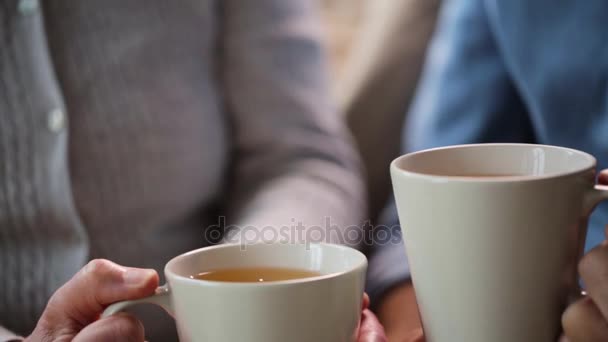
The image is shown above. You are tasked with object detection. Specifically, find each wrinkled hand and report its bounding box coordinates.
[27,261,387,342]
[358,294,388,342]
[561,170,608,342]
[25,259,158,342]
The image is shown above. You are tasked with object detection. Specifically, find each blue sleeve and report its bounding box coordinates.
[366,198,409,310]
[406,0,532,151]
[366,0,532,308]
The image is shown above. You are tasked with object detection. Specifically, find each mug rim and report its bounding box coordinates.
[164,242,368,287]
[391,143,597,183]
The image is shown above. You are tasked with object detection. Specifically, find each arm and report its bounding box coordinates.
[218,0,366,246]
[368,0,531,338]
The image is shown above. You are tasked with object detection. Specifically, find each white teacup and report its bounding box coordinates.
[391,143,608,342]
[102,243,367,342]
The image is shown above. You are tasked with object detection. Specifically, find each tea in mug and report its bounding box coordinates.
[447,173,525,177]
[192,267,321,283]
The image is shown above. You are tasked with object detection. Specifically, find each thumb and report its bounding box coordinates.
[362,293,370,311]
[358,309,388,342]
[73,313,145,342]
[31,259,158,340]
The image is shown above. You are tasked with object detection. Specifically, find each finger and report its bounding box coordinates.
[579,244,608,320]
[362,293,370,311]
[562,297,608,342]
[598,170,608,185]
[358,309,388,342]
[73,313,145,342]
[40,260,158,330]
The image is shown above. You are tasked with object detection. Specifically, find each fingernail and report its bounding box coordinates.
[123,268,156,286]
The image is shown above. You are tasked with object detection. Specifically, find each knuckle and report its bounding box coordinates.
[562,302,581,338]
[578,245,608,280]
[562,301,579,327]
[83,259,123,281]
[85,259,114,275]
[561,298,603,340]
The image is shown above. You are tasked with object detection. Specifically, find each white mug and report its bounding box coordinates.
[390,143,608,342]
[102,243,367,342]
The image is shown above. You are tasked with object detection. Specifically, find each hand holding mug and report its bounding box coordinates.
[25,244,371,341]
[25,259,158,342]
[561,171,608,341]
[25,256,384,342]
[390,144,608,342]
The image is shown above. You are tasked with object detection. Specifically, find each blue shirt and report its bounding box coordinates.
[367,0,608,306]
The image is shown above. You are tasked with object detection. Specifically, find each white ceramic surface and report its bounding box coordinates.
[103,243,367,342]
[390,144,608,342]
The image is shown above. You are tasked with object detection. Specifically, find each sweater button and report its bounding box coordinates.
[47,109,65,133]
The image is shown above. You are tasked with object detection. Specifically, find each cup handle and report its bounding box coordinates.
[583,184,608,213]
[101,284,174,318]
[571,184,608,301]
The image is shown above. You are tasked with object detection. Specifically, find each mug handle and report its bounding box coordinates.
[101,284,174,318]
[572,183,608,300]
[583,184,608,213]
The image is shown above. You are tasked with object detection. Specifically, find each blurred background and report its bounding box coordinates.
[320,0,440,221]
[319,0,364,84]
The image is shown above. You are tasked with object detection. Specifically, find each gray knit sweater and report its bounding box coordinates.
[0,0,365,340]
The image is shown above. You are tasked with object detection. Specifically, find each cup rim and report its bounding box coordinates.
[164,243,368,287]
[391,143,597,183]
